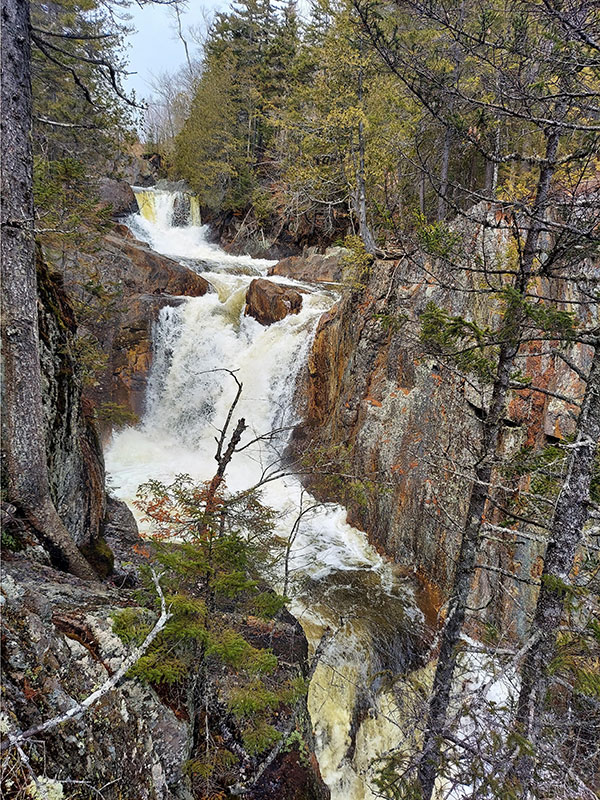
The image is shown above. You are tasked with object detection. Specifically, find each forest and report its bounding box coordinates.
[1,1,599,799]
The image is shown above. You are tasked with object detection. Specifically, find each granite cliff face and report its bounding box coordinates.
[289,206,597,638]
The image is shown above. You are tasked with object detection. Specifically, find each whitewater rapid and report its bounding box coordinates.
[105,188,423,800]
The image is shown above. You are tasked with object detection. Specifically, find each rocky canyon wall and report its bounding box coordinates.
[289,206,597,640]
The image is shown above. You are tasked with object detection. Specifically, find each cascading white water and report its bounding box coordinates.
[105,189,424,800]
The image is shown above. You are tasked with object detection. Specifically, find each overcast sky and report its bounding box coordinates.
[123,1,225,98]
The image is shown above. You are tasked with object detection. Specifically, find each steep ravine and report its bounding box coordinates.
[1,213,330,800]
[289,203,598,641]
[104,189,429,800]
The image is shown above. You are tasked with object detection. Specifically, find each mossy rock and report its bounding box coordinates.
[80,536,114,578]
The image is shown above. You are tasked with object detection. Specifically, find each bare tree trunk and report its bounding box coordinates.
[515,344,600,791]
[437,126,451,221]
[485,126,500,197]
[0,0,96,580]
[417,122,563,800]
[356,117,376,254]
[355,58,376,254]
[419,169,426,213]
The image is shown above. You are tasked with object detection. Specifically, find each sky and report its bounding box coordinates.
[123,1,225,98]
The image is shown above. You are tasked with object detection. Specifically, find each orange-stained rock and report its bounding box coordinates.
[293,202,599,644]
[268,246,349,283]
[245,278,303,325]
[56,226,209,435]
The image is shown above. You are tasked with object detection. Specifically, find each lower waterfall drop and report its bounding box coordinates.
[106,188,425,800]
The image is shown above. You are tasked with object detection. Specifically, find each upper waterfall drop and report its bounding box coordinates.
[106,186,424,800]
[129,186,273,272]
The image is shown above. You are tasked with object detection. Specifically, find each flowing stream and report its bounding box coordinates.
[105,187,425,799]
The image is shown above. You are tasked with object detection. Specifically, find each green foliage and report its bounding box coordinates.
[420,301,497,382]
[34,157,112,255]
[111,607,153,646]
[174,0,298,212]
[1,528,23,553]
[413,211,462,259]
[374,312,408,333]
[498,287,577,340]
[241,721,282,755]
[342,235,375,289]
[253,590,288,619]
[72,334,108,387]
[228,681,281,717]
[282,728,310,766]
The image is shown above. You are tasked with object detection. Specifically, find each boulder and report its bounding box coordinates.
[97,177,139,217]
[245,278,303,326]
[102,233,209,296]
[268,246,350,284]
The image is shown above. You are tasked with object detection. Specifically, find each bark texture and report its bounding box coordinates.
[0,0,95,580]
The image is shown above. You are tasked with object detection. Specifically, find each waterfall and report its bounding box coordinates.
[106,188,424,800]
[133,185,201,230]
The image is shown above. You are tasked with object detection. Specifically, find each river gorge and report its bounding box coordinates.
[104,187,425,800]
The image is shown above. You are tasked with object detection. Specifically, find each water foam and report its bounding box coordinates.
[105,187,420,800]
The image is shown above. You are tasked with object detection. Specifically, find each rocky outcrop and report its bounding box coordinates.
[245,278,303,326]
[55,228,209,429]
[1,548,329,800]
[98,178,139,217]
[204,204,349,260]
[268,246,350,284]
[295,204,598,640]
[100,233,209,297]
[1,555,194,800]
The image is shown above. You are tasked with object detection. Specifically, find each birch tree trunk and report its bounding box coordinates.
[0,0,96,580]
[515,344,600,791]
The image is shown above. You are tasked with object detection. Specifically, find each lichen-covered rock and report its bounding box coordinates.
[245,278,303,326]
[295,203,598,640]
[0,551,329,800]
[1,556,193,800]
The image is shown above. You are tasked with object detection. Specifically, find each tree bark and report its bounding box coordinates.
[356,116,376,254]
[436,126,451,221]
[1,0,96,580]
[515,344,600,791]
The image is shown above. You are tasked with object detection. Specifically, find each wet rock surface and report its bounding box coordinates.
[245,278,303,326]
[268,246,349,284]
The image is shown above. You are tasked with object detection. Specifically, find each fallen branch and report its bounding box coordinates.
[1,569,171,752]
